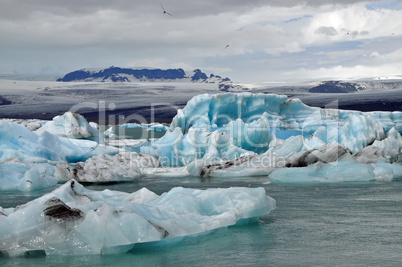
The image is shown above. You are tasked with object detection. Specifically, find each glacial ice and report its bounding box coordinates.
[0,114,119,190]
[0,180,275,256]
[141,93,401,181]
[268,157,402,183]
[1,92,402,188]
[144,94,399,162]
[36,112,104,141]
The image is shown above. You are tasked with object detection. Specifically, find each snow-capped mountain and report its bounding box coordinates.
[56,66,229,84]
[309,80,402,93]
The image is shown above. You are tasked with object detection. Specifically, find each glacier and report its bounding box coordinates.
[0,93,402,190]
[0,180,275,256]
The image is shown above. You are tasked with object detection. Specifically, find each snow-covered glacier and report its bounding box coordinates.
[0,180,275,256]
[1,93,402,189]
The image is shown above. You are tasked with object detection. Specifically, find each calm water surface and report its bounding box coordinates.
[1,176,402,266]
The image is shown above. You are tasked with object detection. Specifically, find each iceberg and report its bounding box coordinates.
[140,93,401,182]
[143,93,400,167]
[0,180,275,256]
[268,157,402,183]
[0,115,119,190]
[1,92,401,188]
[36,112,104,141]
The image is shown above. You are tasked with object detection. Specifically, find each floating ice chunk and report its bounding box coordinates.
[0,180,275,256]
[55,152,159,183]
[269,157,402,183]
[0,118,119,191]
[37,112,104,141]
[269,160,374,183]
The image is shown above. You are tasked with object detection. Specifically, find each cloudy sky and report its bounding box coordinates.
[1,0,401,82]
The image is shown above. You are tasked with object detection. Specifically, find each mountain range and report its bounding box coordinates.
[57,67,219,83]
[55,67,402,94]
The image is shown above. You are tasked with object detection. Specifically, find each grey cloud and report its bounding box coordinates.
[342,30,370,37]
[0,0,396,82]
[0,0,381,20]
[315,26,338,36]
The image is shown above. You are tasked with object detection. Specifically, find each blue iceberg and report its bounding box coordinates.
[0,113,119,190]
[140,93,401,181]
[1,93,402,188]
[0,180,275,256]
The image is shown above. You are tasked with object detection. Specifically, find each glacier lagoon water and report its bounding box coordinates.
[2,176,402,266]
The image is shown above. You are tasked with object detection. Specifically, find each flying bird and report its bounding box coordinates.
[40,169,47,180]
[160,3,173,16]
[225,45,229,49]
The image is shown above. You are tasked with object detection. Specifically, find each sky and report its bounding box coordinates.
[0,0,402,83]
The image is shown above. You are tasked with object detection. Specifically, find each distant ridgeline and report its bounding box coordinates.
[308,80,402,93]
[309,81,365,93]
[57,67,226,83]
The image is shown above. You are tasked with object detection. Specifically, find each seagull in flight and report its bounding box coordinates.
[225,45,229,49]
[160,3,173,16]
